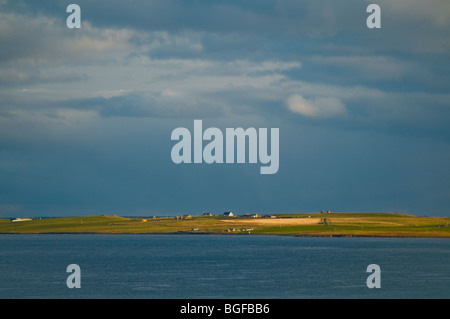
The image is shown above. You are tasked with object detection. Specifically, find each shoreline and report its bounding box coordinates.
[0,231,449,239]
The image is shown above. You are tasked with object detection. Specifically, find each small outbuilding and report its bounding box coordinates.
[11,218,32,222]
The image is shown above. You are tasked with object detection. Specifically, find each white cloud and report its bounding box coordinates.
[0,11,137,67]
[286,94,347,118]
[308,55,416,82]
[382,0,450,28]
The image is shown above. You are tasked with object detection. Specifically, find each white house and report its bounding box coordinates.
[223,212,234,217]
[11,218,32,222]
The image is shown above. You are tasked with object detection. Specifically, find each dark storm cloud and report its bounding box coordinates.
[59,93,226,119]
[1,0,450,217]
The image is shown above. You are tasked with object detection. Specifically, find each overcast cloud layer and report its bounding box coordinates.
[1,0,450,217]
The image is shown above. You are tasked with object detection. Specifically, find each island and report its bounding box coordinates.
[1,212,449,237]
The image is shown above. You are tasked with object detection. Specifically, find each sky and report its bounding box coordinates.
[0,0,450,217]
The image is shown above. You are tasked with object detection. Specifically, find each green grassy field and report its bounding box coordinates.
[1,213,449,237]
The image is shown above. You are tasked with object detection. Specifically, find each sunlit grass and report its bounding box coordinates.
[0,213,449,237]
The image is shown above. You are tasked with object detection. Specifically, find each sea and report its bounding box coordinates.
[0,234,448,299]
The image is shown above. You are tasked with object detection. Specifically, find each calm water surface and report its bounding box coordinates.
[0,234,448,299]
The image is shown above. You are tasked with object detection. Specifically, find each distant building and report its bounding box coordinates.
[203,212,212,216]
[223,212,234,217]
[11,218,32,222]
[182,214,192,219]
[250,213,259,218]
